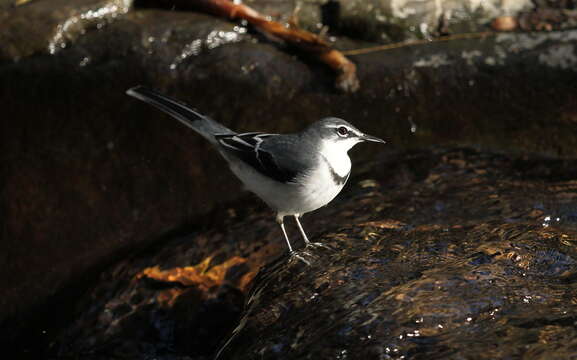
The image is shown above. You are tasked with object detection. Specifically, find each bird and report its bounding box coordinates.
[126,86,385,253]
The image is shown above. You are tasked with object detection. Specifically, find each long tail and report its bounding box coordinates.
[126,86,234,143]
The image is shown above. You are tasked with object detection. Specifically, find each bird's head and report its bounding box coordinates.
[306,117,386,154]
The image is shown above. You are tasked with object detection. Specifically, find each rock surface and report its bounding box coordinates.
[53,148,577,359]
[2,0,577,357]
[0,0,132,61]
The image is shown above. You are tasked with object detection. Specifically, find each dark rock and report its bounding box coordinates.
[2,1,577,357]
[320,0,532,41]
[242,0,534,42]
[54,195,288,359]
[53,148,577,359]
[216,148,577,360]
[0,0,132,61]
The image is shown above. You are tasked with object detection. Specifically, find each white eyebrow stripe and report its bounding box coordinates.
[325,124,362,136]
[325,124,354,131]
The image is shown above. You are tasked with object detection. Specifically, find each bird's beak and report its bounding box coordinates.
[361,133,386,144]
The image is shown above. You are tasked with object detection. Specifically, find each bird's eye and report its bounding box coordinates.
[337,126,349,137]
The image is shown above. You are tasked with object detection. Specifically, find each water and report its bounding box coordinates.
[52,147,577,359]
[215,148,577,359]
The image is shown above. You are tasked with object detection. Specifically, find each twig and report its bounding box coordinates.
[167,0,360,92]
[342,32,495,56]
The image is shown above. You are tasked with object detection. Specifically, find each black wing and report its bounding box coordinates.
[215,132,312,183]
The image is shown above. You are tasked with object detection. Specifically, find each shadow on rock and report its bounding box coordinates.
[217,221,577,359]
[55,148,577,359]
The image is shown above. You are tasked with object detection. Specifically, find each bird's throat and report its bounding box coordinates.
[319,147,352,187]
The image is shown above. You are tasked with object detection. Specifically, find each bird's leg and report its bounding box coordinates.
[277,215,293,252]
[278,215,311,265]
[293,214,310,244]
[294,215,331,249]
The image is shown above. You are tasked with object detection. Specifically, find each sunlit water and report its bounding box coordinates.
[54,148,577,359]
[215,148,577,359]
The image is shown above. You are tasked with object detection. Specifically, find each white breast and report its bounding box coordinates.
[294,161,348,215]
[224,139,355,218]
[319,139,353,177]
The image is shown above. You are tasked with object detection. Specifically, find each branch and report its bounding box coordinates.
[167,0,360,92]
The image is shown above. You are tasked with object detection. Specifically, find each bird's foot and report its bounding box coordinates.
[304,241,332,250]
[289,251,311,266]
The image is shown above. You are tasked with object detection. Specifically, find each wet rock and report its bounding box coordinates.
[332,0,532,42]
[54,194,288,359]
[0,0,132,61]
[241,0,533,42]
[0,0,15,10]
[218,224,577,359]
[2,1,577,357]
[54,148,577,359]
[0,0,567,64]
[518,6,577,31]
[215,149,577,359]
[0,0,32,9]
